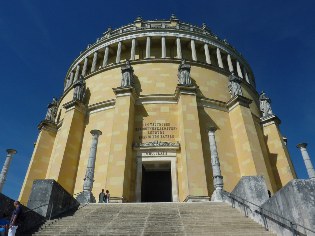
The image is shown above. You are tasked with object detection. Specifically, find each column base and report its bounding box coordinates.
[76,191,96,204]
[108,197,124,203]
[211,189,223,202]
[184,195,210,202]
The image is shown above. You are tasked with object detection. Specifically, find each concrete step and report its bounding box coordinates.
[34,202,276,235]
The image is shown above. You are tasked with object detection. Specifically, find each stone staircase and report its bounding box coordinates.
[32,202,276,236]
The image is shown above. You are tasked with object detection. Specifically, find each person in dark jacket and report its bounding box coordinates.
[99,189,106,203]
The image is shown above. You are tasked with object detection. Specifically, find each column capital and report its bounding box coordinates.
[226,95,252,110]
[90,129,102,137]
[297,143,307,149]
[208,126,217,133]
[6,149,17,155]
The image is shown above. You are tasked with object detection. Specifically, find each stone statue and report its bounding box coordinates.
[45,97,58,122]
[121,60,134,87]
[259,91,273,117]
[178,59,192,86]
[64,77,71,90]
[228,73,243,96]
[73,75,86,102]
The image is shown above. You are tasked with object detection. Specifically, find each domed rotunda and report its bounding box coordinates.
[19,16,296,204]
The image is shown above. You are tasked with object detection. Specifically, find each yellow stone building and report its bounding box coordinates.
[19,16,296,204]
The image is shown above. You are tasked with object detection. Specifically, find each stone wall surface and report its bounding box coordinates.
[231,176,269,205]
[0,193,45,235]
[225,176,315,236]
[262,178,315,235]
[27,179,79,219]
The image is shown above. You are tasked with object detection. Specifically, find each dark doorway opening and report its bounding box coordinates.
[141,166,172,202]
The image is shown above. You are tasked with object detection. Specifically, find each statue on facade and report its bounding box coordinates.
[121,60,134,87]
[178,59,192,86]
[73,75,86,102]
[45,97,58,122]
[259,91,273,117]
[228,73,243,96]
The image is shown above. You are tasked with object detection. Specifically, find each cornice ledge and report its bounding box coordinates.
[133,140,180,150]
[88,99,116,112]
[63,99,87,113]
[175,85,198,99]
[226,95,252,111]
[198,97,227,112]
[37,120,57,132]
[136,94,177,105]
[113,86,137,97]
[260,114,281,126]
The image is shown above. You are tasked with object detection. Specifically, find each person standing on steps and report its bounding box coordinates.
[99,189,106,203]
[105,190,110,203]
[8,201,22,236]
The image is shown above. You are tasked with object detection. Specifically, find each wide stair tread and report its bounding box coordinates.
[34,202,275,235]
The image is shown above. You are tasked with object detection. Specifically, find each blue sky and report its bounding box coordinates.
[0,0,314,200]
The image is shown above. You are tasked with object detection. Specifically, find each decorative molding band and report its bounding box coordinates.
[226,95,252,111]
[136,94,177,105]
[63,100,87,113]
[198,97,228,112]
[88,99,115,115]
[175,85,198,98]
[112,86,137,102]
[56,119,63,130]
[133,140,180,150]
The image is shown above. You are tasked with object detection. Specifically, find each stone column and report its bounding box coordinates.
[102,46,109,67]
[116,41,122,63]
[0,149,17,193]
[176,38,182,59]
[245,71,250,83]
[227,54,233,72]
[91,51,98,72]
[216,48,223,68]
[145,37,151,58]
[191,39,197,61]
[83,130,102,192]
[81,57,88,76]
[130,38,136,60]
[207,128,223,201]
[236,61,243,78]
[69,71,74,85]
[161,36,166,58]
[297,143,315,179]
[73,64,80,82]
[204,44,211,64]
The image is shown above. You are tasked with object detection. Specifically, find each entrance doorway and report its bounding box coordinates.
[141,164,172,202]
